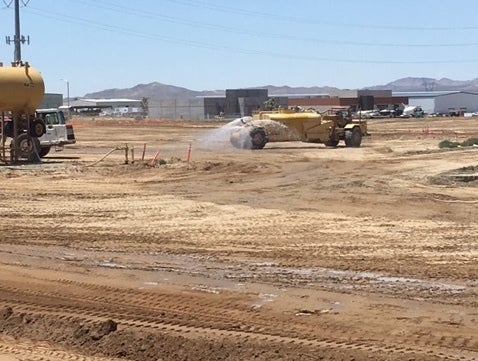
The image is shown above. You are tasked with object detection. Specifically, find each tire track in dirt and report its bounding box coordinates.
[2,191,476,282]
[0,282,477,361]
[0,282,304,340]
[1,241,476,306]
[0,336,122,361]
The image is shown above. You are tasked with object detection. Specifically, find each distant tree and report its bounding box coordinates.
[263,98,276,110]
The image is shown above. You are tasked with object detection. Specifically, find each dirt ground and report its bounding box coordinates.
[0,116,477,361]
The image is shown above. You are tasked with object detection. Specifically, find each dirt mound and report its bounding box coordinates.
[430,165,478,186]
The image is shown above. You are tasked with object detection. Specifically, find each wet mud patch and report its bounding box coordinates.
[430,165,478,186]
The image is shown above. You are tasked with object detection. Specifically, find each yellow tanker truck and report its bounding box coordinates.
[230,108,368,150]
[0,61,47,162]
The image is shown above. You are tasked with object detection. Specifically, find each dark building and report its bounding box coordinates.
[203,96,226,119]
[201,89,289,119]
[224,88,269,117]
[286,90,408,113]
[198,88,408,120]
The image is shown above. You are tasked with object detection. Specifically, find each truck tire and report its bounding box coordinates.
[29,119,46,138]
[249,127,268,149]
[11,133,41,162]
[345,127,362,147]
[39,146,51,157]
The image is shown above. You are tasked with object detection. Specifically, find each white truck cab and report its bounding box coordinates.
[35,108,76,157]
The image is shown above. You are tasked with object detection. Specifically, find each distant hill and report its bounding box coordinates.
[84,82,224,99]
[368,77,478,92]
[84,77,478,99]
[84,82,342,99]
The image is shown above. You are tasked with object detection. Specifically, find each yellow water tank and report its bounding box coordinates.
[266,112,322,122]
[254,110,322,122]
[0,63,45,114]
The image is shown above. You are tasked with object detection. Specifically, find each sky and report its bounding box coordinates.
[1,0,478,97]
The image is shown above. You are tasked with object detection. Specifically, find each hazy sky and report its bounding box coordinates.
[1,0,477,97]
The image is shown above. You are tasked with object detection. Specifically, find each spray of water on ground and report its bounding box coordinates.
[195,117,252,150]
[195,117,297,151]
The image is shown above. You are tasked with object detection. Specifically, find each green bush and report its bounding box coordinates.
[439,139,460,148]
[439,138,478,149]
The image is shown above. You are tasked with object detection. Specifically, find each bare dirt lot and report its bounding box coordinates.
[0,116,477,361]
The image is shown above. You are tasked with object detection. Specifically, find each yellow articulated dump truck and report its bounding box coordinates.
[230,108,369,150]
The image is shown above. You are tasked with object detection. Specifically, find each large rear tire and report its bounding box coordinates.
[29,119,46,138]
[345,127,362,147]
[249,127,268,150]
[11,133,41,162]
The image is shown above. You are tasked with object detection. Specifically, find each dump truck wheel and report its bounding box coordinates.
[345,127,362,147]
[39,146,51,157]
[11,133,41,162]
[29,119,46,138]
[250,127,268,149]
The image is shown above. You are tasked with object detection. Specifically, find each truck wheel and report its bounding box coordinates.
[11,133,41,162]
[345,127,362,147]
[39,146,51,157]
[249,127,268,149]
[29,119,46,138]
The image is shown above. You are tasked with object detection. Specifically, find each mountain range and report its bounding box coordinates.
[84,77,478,100]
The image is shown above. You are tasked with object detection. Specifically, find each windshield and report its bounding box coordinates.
[37,111,66,125]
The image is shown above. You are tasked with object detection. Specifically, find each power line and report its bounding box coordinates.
[65,0,478,48]
[24,5,478,65]
[165,0,478,31]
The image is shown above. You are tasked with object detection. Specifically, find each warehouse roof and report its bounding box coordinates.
[68,98,142,108]
[393,91,462,98]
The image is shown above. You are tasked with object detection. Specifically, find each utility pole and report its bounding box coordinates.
[61,78,71,118]
[5,0,30,63]
[14,0,22,61]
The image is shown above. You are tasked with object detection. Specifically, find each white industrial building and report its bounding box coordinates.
[394,91,478,115]
[66,98,144,117]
